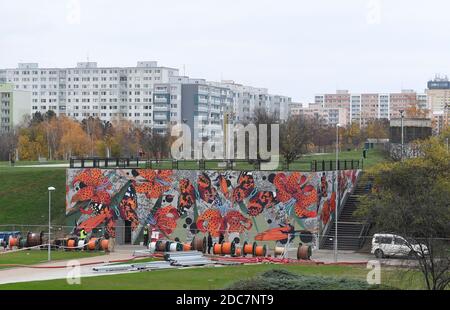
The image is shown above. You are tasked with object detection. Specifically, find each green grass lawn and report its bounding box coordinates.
[0,263,425,290]
[0,250,105,268]
[0,166,67,227]
[301,148,389,170]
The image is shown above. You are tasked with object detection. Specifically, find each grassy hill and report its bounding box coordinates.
[0,165,67,227]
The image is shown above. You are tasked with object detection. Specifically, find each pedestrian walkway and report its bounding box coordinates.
[0,245,141,285]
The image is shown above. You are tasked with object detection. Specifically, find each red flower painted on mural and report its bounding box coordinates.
[232,173,255,203]
[71,168,112,205]
[197,173,217,203]
[133,169,173,199]
[75,207,116,237]
[177,179,196,214]
[224,210,252,233]
[274,172,318,218]
[320,192,336,225]
[196,209,225,237]
[247,191,276,216]
[153,205,179,235]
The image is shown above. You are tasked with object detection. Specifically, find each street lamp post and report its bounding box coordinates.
[334,123,341,263]
[48,186,55,261]
[399,110,404,161]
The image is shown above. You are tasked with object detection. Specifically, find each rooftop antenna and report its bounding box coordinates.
[183,64,186,76]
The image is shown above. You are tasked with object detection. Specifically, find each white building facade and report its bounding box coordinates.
[0,62,292,135]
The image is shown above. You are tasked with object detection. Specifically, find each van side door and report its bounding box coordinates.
[380,236,393,256]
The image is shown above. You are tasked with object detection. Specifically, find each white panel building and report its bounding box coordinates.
[0,62,292,136]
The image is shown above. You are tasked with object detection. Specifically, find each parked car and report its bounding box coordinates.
[371,233,429,258]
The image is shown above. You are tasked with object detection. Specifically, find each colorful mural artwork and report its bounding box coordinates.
[66,169,359,245]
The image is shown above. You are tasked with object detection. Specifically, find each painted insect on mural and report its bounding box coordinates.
[67,168,359,244]
[68,169,139,238]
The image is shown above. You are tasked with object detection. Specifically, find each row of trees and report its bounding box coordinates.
[0,111,171,161]
[0,109,390,161]
[281,115,389,162]
[251,108,388,163]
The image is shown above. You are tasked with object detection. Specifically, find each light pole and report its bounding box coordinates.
[399,110,404,161]
[334,123,341,263]
[48,186,55,261]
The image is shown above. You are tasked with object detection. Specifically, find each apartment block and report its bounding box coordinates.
[314,89,427,126]
[291,102,347,126]
[0,83,30,133]
[0,62,179,126]
[181,82,233,141]
[426,77,450,133]
[287,102,304,115]
[0,62,292,137]
[217,80,290,122]
[389,90,421,119]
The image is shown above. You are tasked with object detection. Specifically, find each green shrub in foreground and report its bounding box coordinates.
[226,269,395,290]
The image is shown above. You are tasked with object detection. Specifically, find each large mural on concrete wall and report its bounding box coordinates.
[66,169,359,245]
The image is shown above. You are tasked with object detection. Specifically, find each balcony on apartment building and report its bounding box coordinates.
[153,113,168,121]
[153,104,170,112]
[153,122,168,129]
[210,106,221,114]
[154,87,169,94]
[197,87,209,95]
[197,104,209,113]
[154,96,168,103]
[198,97,209,104]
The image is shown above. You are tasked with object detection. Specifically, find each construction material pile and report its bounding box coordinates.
[7,232,44,249]
[153,236,312,260]
[163,251,213,266]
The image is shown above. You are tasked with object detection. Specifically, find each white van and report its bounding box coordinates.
[371,233,429,258]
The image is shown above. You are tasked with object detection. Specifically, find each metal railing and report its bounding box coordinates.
[310,159,360,171]
[70,157,362,172]
[70,157,142,169]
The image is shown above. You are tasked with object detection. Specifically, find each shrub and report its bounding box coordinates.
[226,269,394,290]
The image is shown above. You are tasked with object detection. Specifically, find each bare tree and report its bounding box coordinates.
[280,115,313,163]
[141,127,170,159]
[0,131,17,161]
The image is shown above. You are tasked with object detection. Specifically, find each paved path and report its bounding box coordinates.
[0,246,141,285]
[15,163,69,168]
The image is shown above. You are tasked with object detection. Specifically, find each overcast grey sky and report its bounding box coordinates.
[1,0,449,102]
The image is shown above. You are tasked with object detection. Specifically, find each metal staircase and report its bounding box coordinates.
[321,174,371,251]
